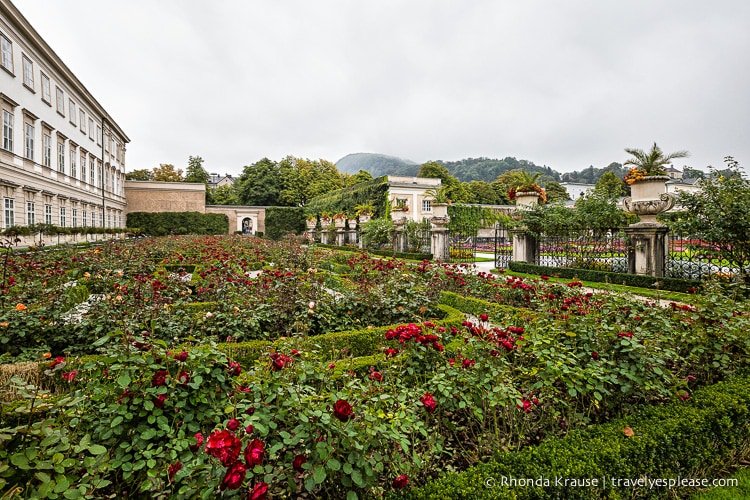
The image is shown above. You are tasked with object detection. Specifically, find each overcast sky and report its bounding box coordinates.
[14,0,750,176]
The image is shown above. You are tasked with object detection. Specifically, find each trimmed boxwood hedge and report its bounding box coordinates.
[509,261,701,293]
[264,206,306,240]
[315,243,433,261]
[395,374,750,500]
[126,212,228,236]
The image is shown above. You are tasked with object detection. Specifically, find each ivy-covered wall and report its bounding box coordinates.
[304,177,389,218]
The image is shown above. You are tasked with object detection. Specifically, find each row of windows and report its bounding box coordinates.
[1,109,123,194]
[1,29,123,161]
[2,197,122,230]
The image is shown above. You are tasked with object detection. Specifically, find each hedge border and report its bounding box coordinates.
[508,261,701,294]
[315,243,433,261]
[396,374,750,500]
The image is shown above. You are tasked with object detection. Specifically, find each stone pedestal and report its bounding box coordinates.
[336,229,346,246]
[320,231,330,245]
[430,216,450,262]
[347,229,358,245]
[625,225,669,277]
[393,217,407,253]
[511,229,538,264]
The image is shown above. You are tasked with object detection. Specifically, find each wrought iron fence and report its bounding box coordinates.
[404,225,431,254]
[494,224,512,269]
[449,227,477,263]
[666,232,738,281]
[535,229,629,272]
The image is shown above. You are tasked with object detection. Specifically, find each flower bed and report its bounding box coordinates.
[1,235,750,498]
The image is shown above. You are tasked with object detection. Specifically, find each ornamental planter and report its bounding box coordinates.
[431,203,449,219]
[306,219,317,230]
[358,214,371,224]
[333,218,346,229]
[391,209,408,222]
[623,176,675,225]
[514,191,540,207]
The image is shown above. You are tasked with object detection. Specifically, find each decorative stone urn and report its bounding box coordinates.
[622,176,675,226]
[514,191,540,208]
[306,219,317,230]
[391,209,408,223]
[358,213,371,224]
[431,202,449,219]
[333,217,346,229]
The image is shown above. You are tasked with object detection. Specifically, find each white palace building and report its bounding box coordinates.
[0,0,129,233]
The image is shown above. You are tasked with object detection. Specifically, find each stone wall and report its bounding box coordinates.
[124,181,206,214]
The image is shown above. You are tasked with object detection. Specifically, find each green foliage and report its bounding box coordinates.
[151,163,185,182]
[264,207,306,240]
[624,142,690,176]
[447,205,504,234]
[543,180,570,202]
[306,177,389,220]
[236,157,281,206]
[508,261,701,293]
[125,168,153,181]
[397,375,750,500]
[561,162,626,184]
[360,217,395,249]
[125,212,229,236]
[184,155,210,184]
[593,171,626,200]
[207,183,240,206]
[671,157,750,282]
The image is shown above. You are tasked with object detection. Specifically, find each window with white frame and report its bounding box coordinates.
[70,148,77,177]
[22,55,33,89]
[107,213,111,228]
[82,209,87,227]
[1,110,12,152]
[57,142,65,173]
[90,159,95,185]
[99,212,103,228]
[80,153,86,181]
[69,99,76,124]
[0,33,12,73]
[44,203,52,224]
[26,201,35,226]
[41,73,51,103]
[79,109,85,133]
[88,118,94,140]
[59,206,66,228]
[72,208,78,227]
[91,210,96,227]
[56,87,64,115]
[422,199,432,213]
[2,198,14,230]
[96,125,102,146]
[43,133,51,167]
[24,123,34,160]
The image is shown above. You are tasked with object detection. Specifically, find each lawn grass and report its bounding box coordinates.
[690,467,750,499]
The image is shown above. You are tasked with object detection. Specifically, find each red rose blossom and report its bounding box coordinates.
[244,438,265,467]
[332,399,353,422]
[190,432,204,451]
[153,394,167,409]
[227,361,242,376]
[168,461,182,482]
[61,370,78,381]
[421,392,437,413]
[227,418,240,431]
[206,429,242,467]
[220,461,246,491]
[393,474,409,489]
[249,482,269,500]
[292,454,307,472]
[174,351,188,362]
[151,370,168,386]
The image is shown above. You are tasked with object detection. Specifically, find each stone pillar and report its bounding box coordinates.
[431,216,450,262]
[511,229,538,264]
[336,229,346,246]
[320,230,329,245]
[625,224,669,277]
[393,217,407,253]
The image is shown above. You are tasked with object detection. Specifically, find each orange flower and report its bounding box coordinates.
[15,303,27,311]
[43,352,52,359]
[0,321,8,328]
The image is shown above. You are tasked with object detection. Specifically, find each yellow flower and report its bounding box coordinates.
[0,321,9,328]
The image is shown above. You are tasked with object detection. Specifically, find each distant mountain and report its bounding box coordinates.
[336,153,419,177]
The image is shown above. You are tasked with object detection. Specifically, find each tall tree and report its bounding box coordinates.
[624,142,690,175]
[278,156,344,206]
[593,171,625,200]
[125,169,152,181]
[209,184,240,205]
[544,181,570,203]
[236,158,281,206]
[152,164,184,182]
[185,155,210,184]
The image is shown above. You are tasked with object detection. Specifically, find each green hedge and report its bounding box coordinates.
[315,243,433,261]
[125,212,228,236]
[508,261,701,293]
[264,207,306,240]
[439,291,538,323]
[396,375,750,500]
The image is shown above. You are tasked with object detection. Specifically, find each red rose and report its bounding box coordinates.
[152,370,169,386]
[249,482,269,500]
[393,474,409,489]
[220,461,246,491]
[617,332,633,338]
[591,351,599,360]
[190,432,204,451]
[61,370,78,381]
[206,429,242,466]
[227,418,240,431]
[245,424,254,434]
[332,399,353,422]
[177,370,190,385]
[153,394,167,409]
[479,313,489,322]
[462,359,476,369]
[421,392,437,413]
[244,438,265,467]
[168,461,182,482]
[174,351,188,362]
[292,454,307,472]
[227,361,242,376]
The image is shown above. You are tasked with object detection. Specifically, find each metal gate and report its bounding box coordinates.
[494,223,512,269]
[449,227,477,263]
